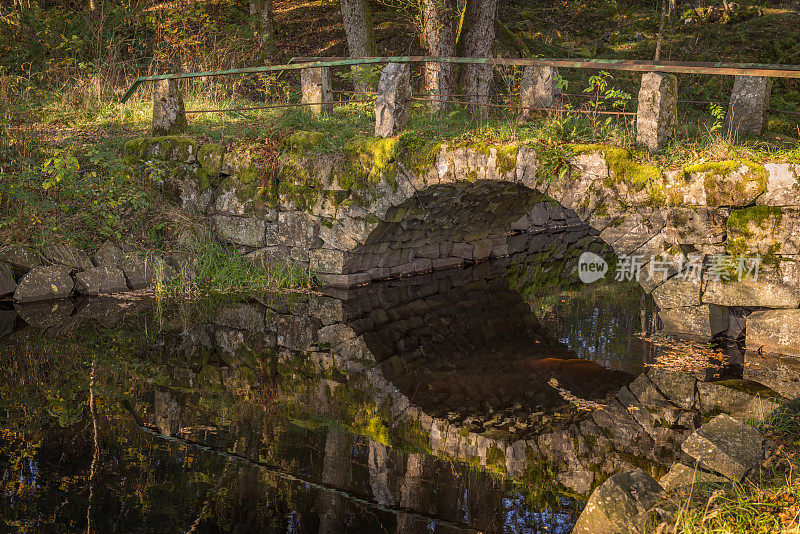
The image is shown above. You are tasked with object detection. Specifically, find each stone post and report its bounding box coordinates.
[636,72,677,153]
[152,78,188,136]
[301,67,332,115]
[374,62,412,138]
[517,65,560,123]
[725,75,772,137]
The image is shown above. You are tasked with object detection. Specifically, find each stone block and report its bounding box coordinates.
[636,72,677,152]
[659,463,728,491]
[648,367,697,409]
[759,163,800,207]
[92,239,123,268]
[213,215,266,248]
[652,276,701,308]
[725,75,772,136]
[13,266,75,302]
[311,249,346,274]
[746,309,800,357]
[0,245,40,279]
[681,413,764,481]
[572,469,665,534]
[74,267,129,295]
[375,62,412,138]
[40,244,93,271]
[518,66,560,123]
[697,379,785,422]
[152,78,187,135]
[744,352,800,399]
[120,253,157,290]
[301,67,332,115]
[658,304,728,339]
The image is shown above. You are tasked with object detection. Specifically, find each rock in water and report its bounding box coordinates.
[152,78,188,135]
[681,413,764,481]
[13,266,75,302]
[0,263,16,297]
[74,267,129,295]
[573,469,665,534]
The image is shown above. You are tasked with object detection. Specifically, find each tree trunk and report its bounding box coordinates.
[421,0,457,112]
[249,0,275,43]
[655,0,667,61]
[461,0,498,117]
[340,0,377,92]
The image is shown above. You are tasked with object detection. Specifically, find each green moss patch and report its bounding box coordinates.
[570,144,665,203]
[683,160,767,207]
[285,130,325,155]
[197,143,225,177]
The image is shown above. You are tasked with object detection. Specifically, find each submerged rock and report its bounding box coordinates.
[573,469,665,534]
[74,267,129,296]
[13,266,75,302]
[681,413,764,481]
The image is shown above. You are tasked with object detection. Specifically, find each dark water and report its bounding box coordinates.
[0,236,658,533]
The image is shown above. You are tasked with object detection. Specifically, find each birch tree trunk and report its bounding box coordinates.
[340,0,378,92]
[461,0,498,117]
[421,0,457,112]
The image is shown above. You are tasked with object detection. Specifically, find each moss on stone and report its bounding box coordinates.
[726,205,782,236]
[485,444,507,474]
[197,143,225,177]
[395,132,439,177]
[123,136,197,162]
[334,136,400,192]
[683,160,767,206]
[286,130,325,155]
[570,143,664,201]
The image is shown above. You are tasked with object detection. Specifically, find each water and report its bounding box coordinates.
[0,235,659,533]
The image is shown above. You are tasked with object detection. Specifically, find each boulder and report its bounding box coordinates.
[40,244,92,271]
[697,379,785,422]
[681,413,764,481]
[744,352,800,399]
[120,254,157,290]
[91,240,123,267]
[572,469,665,534]
[0,245,40,278]
[13,266,75,302]
[659,463,728,491]
[648,368,697,409]
[0,263,16,297]
[74,267,130,295]
[746,309,800,357]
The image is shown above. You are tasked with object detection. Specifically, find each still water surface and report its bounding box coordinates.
[1,248,657,532]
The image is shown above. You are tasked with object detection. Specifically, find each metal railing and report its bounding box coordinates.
[120,56,800,104]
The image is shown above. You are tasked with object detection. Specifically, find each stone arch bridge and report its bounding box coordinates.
[126,134,800,349]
